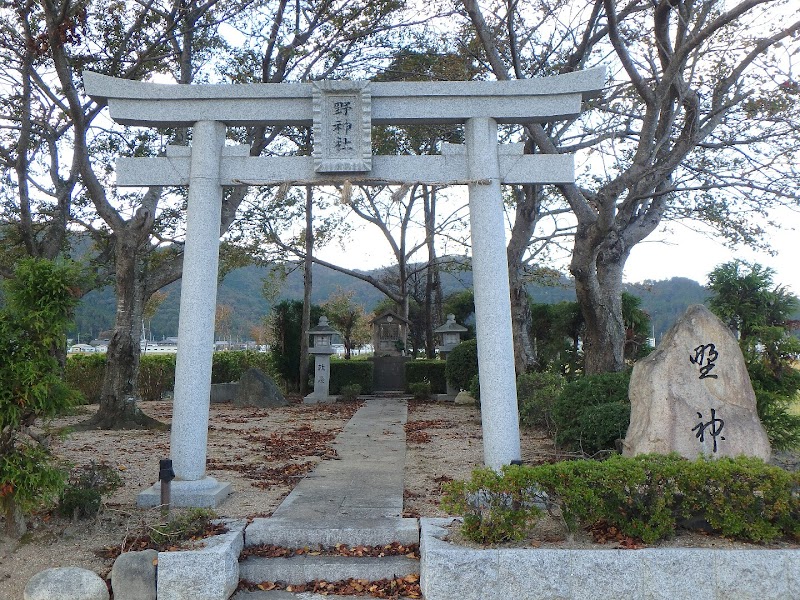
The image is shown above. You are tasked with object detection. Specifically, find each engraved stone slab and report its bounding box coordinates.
[312,80,371,173]
[623,304,770,460]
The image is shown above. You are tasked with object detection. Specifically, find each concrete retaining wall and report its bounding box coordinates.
[420,518,800,600]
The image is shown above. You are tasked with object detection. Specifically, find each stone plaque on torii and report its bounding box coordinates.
[83,68,604,507]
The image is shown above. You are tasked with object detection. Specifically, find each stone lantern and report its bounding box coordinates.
[435,314,468,396]
[304,316,339,404]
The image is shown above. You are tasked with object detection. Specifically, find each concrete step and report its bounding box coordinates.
[245,517,420,547]
[239,554,418,586]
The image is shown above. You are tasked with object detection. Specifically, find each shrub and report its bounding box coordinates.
[441,466,542,544]
[58,461,122,519]
[468,374,480,404]
[0,259,81,534]
[330,359,373,394]
[406,360,446,393]
[443,454,799,545]
[65,353,107,404]
[576,402,631,454]
[149,508,218,546]
[409,381,432,401]
[445,339,478,392]
[339,384,362,402]
[552,371,631,454]
[517,371,565,432]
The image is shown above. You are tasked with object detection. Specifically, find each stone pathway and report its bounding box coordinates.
[234,397,419,598]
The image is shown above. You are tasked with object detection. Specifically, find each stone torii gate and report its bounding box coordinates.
[84,69,604,507]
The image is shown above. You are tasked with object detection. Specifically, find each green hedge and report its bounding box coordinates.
[139,354,178,402]
[406,360,446,393]
[442,454,800,545]
[65,354,107,404]
[211,350,276,384]
[329,359,373,394]
[66,350,279,403]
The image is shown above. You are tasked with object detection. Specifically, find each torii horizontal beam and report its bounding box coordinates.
[83,68,605,127]
[116,144,575,187]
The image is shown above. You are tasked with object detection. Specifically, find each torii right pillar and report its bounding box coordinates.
[465,117,522,469]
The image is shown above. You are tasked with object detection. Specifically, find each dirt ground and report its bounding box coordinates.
[0,398,796,599]
[1,397,552,598]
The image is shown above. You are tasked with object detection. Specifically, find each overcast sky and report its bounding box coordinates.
[318,203,800,296]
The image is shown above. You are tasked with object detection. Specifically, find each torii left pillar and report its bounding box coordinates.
[138,121,232,507]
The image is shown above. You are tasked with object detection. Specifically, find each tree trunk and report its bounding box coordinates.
[82,232,160,429]
[571,227,627,374]
[423,186,438,358]
[300,186,313,395]
[506,185,539,375]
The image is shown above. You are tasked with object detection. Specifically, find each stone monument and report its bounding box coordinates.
[304,316,338,404]
[623,304,770,460]
[83,67,604,487]
[235,367,287,408]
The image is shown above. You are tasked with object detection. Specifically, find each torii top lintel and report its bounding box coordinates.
[82,68,605,128]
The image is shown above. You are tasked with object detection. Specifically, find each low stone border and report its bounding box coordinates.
[156,519,246,600]
[420,518,800,600]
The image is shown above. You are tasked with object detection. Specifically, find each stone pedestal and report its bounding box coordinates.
[304,353,334,404]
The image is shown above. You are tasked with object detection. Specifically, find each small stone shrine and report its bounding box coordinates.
[370,310,409,357]
[623,304,770,460]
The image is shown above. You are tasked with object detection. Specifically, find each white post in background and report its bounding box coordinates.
[138,120,231,507]
[465,117,522,470]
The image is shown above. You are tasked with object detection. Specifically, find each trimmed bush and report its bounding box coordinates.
[445,339,478,392]
[58,461,122,519]
[66,350,281,404]
[65,353,107,404]
[211,350,275,384]
[552,371,631,454]
[406,360,446,393]
[339,384,362,402]
[517,371,565,432]
[330,359,373,394]
[139,354,177,402]
[409,381,432,401]
[443,454,799,545]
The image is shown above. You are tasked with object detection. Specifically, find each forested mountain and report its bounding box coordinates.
[71,262,712,344]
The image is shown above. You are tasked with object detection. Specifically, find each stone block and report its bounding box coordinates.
[137,476,232,508]
[234,368,287,408]
[498,548,570,599]
[156,520,245,600]
[24,567,109,600]
[714,550,789,599]
[568,550,644,599]
[210,382,237,403]
[641,549,713,599]
[111,549,157,600]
